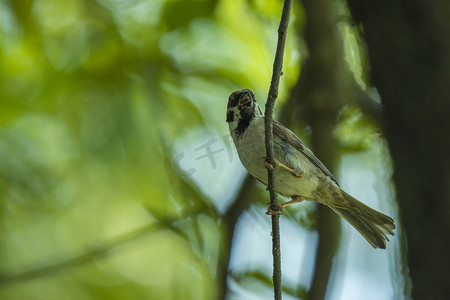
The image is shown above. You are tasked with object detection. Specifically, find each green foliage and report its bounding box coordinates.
[0,0,393,299]
[0,0,300,299]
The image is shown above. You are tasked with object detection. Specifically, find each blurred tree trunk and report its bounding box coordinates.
[347,1,450,299]
[296,0,342,297]
[282,0,370,299]
[216,176,255,300]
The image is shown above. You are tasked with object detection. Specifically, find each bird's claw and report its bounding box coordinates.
[265,204,284,215]
[263,157,276,170]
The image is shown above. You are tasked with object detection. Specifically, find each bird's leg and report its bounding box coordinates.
[279,196,306,210]
[262,157,303,178]
[265,195,306,215]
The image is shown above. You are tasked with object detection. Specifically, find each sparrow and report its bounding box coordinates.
[226,89,395,249]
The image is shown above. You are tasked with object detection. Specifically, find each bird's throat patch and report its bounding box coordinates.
[235,117,251,138]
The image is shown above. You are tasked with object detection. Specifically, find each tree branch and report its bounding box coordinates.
[264,1,292,299]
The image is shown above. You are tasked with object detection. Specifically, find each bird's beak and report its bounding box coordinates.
[239,91,252,108]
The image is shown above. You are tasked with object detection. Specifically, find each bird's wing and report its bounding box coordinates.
[273,120,339,185]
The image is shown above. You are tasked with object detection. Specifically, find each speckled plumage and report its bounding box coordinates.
[227,89,396,249]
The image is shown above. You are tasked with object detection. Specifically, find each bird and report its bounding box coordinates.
[226,89,395,249]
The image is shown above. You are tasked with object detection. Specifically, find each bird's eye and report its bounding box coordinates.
[228,93,239,108]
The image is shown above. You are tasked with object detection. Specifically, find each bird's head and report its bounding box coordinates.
[226,89,262,124]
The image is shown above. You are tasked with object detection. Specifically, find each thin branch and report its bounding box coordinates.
[264,1,292,299]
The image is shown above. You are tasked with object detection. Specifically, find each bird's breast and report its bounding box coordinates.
[232,118,267,179]
[230,117,324,199]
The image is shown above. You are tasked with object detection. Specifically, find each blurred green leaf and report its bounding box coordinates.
[162,0,217,29]
[0,0,302,299]
[231,270,308,299]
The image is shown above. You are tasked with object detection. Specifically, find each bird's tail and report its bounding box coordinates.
[330,191,395,249]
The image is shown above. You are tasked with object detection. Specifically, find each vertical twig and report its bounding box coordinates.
[264,0,293,299]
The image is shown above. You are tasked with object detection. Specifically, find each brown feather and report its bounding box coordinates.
[330,191,396,249]
[273,120,338,185]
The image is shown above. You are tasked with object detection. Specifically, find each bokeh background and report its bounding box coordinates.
[1,0,449,300]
